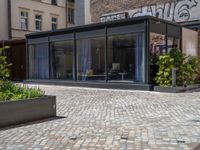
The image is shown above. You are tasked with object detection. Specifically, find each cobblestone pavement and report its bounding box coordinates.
[1,84,200,150]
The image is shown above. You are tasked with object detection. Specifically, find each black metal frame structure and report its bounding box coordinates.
[26,16,182,90]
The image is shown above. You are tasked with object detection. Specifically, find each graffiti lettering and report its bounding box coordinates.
[101,0,200,23]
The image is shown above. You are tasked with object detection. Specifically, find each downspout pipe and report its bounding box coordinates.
[7,0,12,39]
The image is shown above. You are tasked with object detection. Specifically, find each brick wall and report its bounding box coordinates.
[90,0,175,23]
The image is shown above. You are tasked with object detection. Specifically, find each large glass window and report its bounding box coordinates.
[167,25,180,52]
[167,37,180,52]
[77,37,105,81]
[150,32,166,55]
[108,33,144,83]
[51,41,73,80]
[29,43,49,79]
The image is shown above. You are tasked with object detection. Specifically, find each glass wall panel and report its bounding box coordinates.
[29,43,49,79]
[51,40,73,80]
[167,24,180,52]
[167,37,180,52]
[77,37,105,81]
[107,33,144,83]
[150,32,166,55]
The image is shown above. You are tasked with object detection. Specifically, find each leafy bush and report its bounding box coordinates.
[0,81,44,101]
[0,46,44,101]
[0,46,11,83]
[155,55,174,86]
[155,48,199,87]
[178,57,199,86]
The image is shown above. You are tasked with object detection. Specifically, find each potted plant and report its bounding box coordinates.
[0,46,56,128]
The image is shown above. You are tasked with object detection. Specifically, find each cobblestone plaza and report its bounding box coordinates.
[0,84,200,150]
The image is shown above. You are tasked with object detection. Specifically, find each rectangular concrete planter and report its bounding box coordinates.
[154,84,200,93]
[0,96,56,128]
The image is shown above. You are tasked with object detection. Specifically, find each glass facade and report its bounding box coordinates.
[108,33,144,83]
[77,37,105,81]
[149,19,181,84]
[149,20,181,55]
[27,18,182,85]
[51,40,73,80]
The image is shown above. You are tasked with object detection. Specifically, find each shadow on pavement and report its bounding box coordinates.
[184,88,200,93]
[0,116,66,131]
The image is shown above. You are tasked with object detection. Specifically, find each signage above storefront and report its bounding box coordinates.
[100,0,200,23]
[100,12,129,22]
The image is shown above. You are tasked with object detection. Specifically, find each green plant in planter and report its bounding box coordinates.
[0,46,11,83]
[178,57,199,86]
[155,55,174,86]
[154,48,199,87]
[0,81,44,101]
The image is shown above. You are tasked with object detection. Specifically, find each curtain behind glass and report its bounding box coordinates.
[77,39,91,81]
[135,33,144,82]
[29,43,49,79]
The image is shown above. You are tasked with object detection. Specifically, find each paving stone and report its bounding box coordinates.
[0,84,200,149]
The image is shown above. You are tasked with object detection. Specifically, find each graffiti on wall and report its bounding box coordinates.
[101,0,200,23]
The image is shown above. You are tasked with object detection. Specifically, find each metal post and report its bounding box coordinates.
[172,68,178,87]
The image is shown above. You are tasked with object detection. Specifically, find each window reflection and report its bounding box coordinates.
[150,32,166,55]
[167,37,180,52]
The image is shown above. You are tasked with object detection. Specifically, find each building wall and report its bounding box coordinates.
[90,0,200,58]
[182,28,198,56]
[66,1,75,27]
[75,0,91,25]
[11,0,67,39]
[90,0,174,23]
[0,0,8,40]
[91,0,200,24]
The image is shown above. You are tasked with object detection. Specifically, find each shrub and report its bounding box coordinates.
[154,48,199,87]
[178,57,199,86]
[0,46,11,83]
[0,81,44,101]
[155,55,174,86]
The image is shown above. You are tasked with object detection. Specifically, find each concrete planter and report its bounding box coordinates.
[0,96,56,128]
[154,84,200,93]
